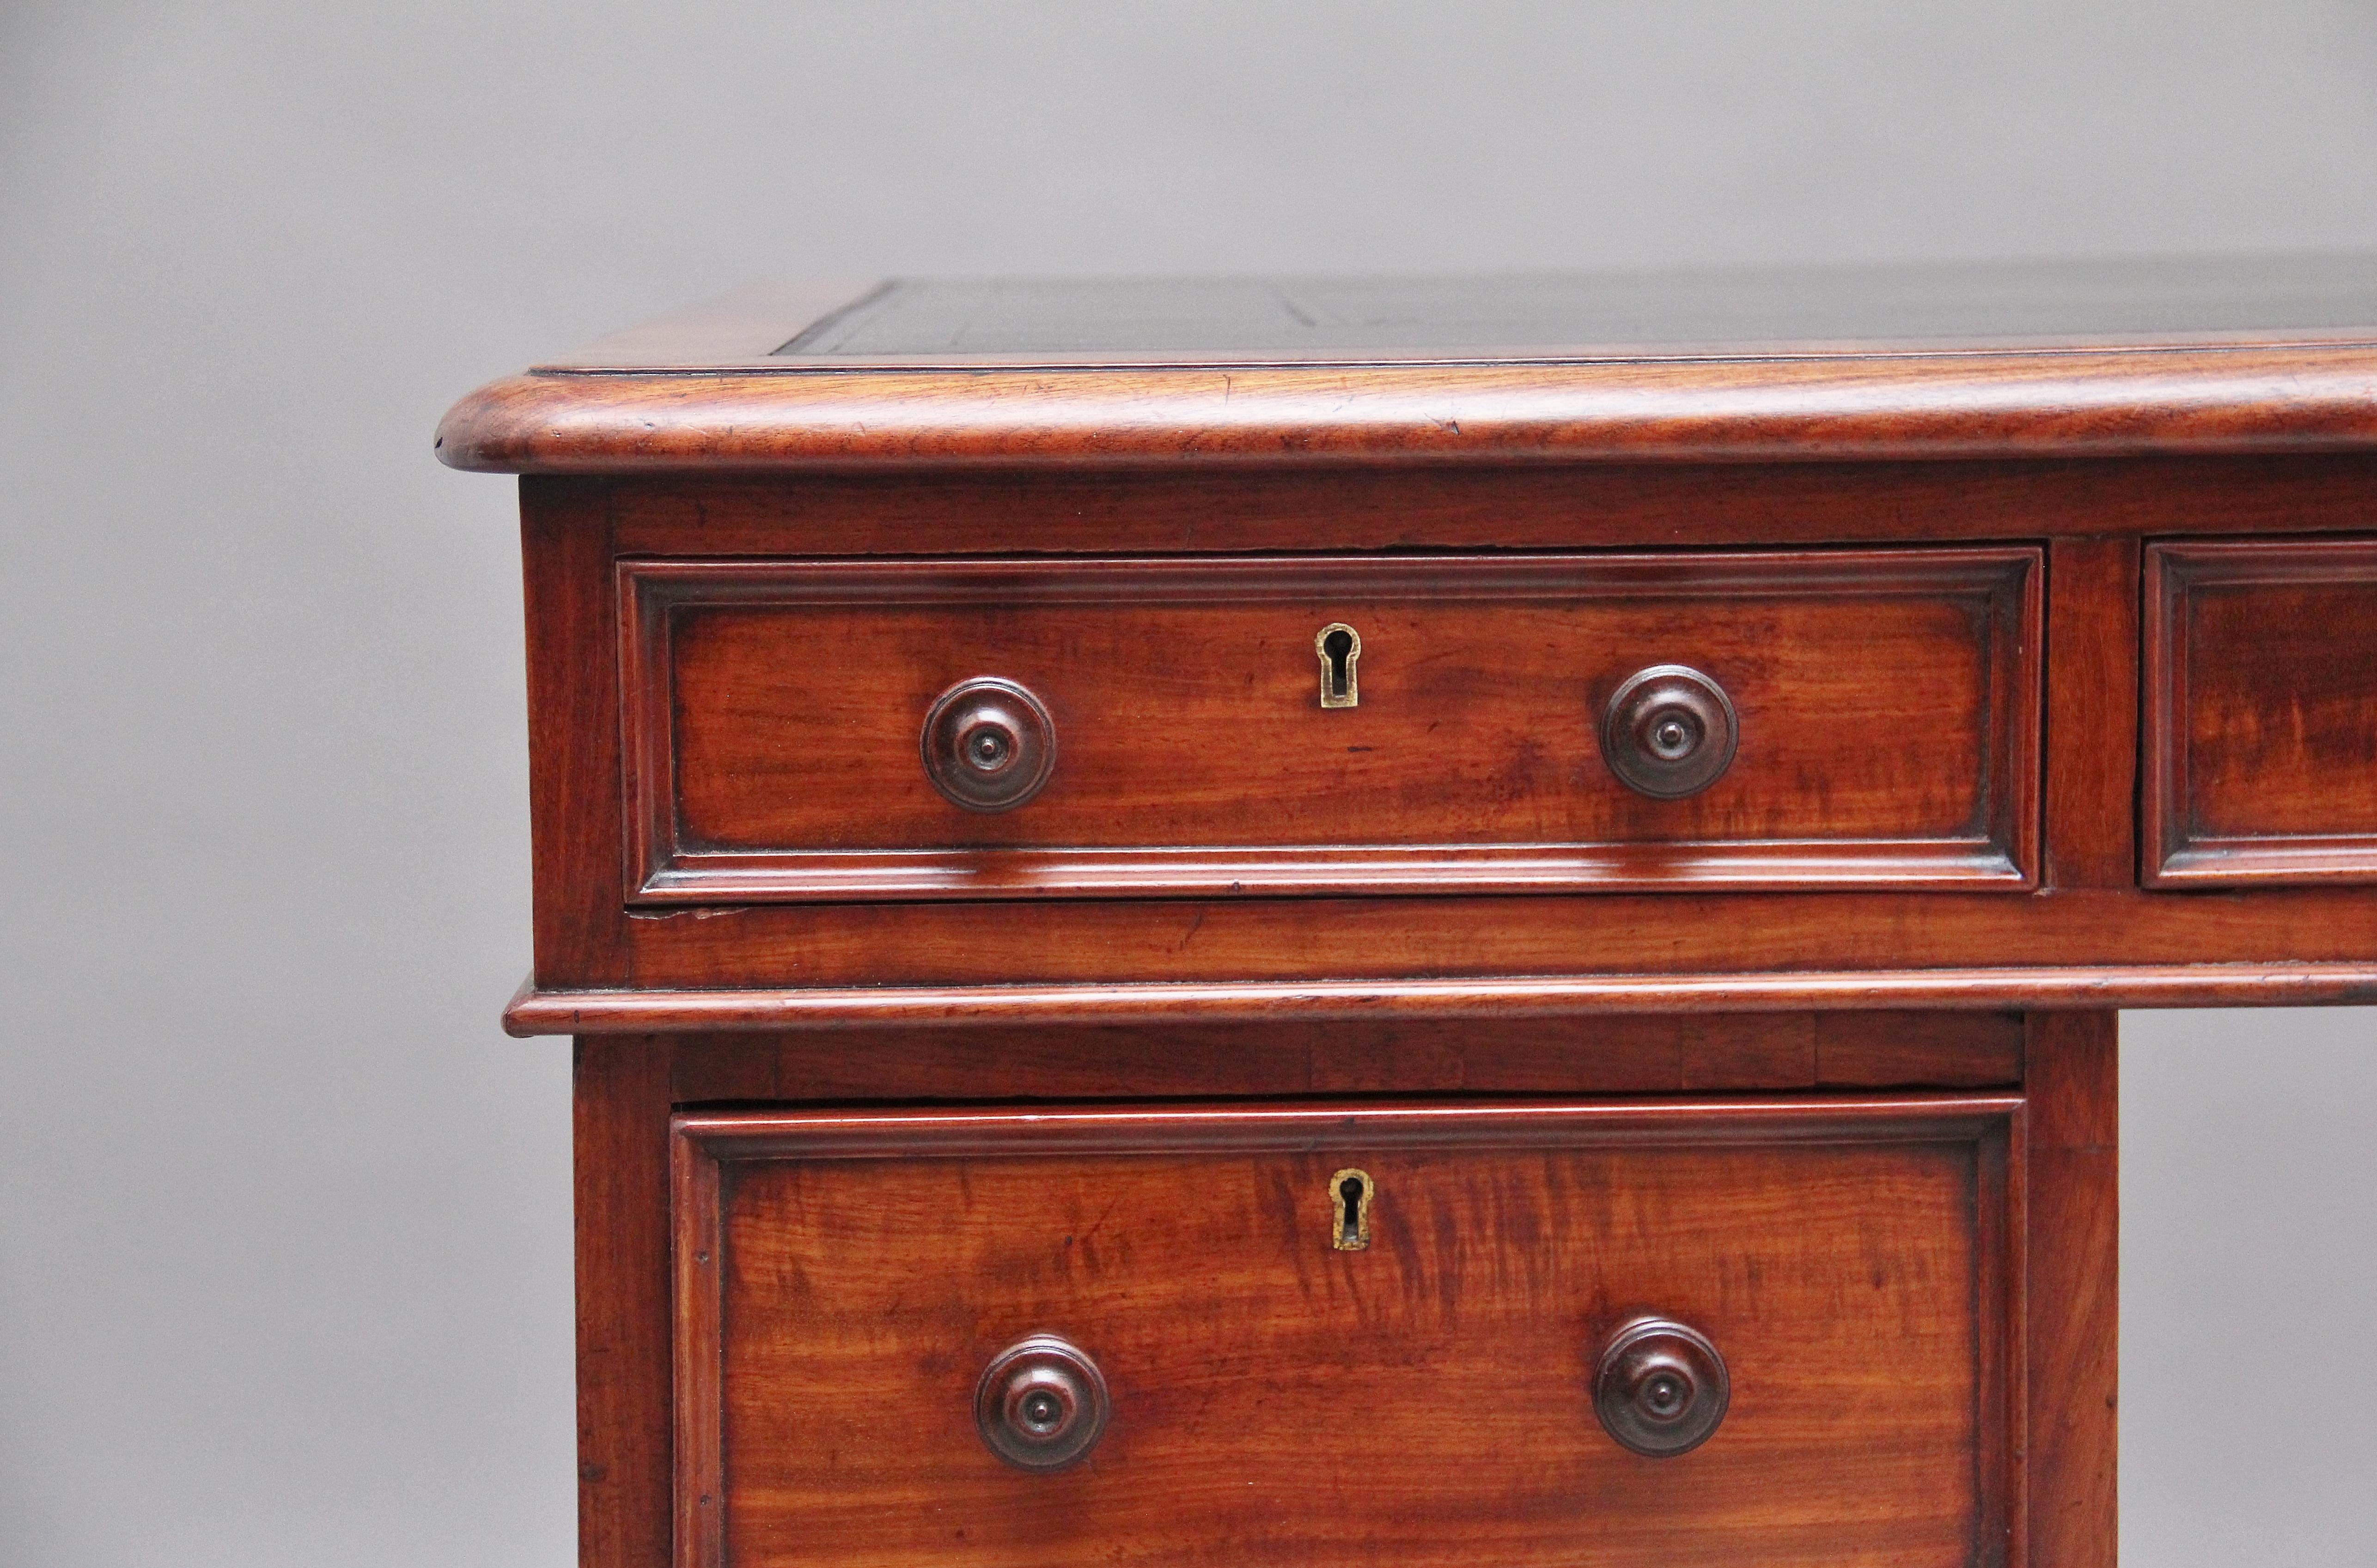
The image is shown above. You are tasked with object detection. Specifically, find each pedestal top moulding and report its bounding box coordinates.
[440,258,2377,1568]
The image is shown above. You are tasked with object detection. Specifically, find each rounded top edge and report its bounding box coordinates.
[433,346,2377,476]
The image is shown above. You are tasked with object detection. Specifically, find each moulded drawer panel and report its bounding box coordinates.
[621,549,2041,901]
[2146,538,2377,885]
[672,1098,2017,1568]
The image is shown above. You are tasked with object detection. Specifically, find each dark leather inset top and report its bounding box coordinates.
[776,255,2377,363]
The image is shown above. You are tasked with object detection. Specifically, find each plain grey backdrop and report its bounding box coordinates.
[5,3,2377,1563]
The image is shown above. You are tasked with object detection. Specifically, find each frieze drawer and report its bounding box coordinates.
[621,547,2041,902]
[2146,537,2377,885]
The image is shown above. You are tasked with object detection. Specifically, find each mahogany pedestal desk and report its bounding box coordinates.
[439,262,2377,1568]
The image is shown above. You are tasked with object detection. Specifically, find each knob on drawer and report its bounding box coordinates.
[922,677,1056,812]
[975,1334,1109,1471]
[1594,1317,1730,1457]
[1600,665,1738,799]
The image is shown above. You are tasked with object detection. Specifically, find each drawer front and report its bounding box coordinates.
[674,1098,2016,1568]
[2147,538,2377,885]
[622,549,2040,901]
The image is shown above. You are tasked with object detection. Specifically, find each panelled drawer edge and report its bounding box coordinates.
[673,1096,2020,1568]
[2145,535,2377,886]
[621,547,2043,903]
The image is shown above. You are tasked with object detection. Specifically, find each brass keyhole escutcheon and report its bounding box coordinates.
[1329,1168,1373,1250]
[1316,624,1361,708]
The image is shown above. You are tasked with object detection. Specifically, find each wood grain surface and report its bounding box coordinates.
[602,455,2377,557]
[506,960,2377,1034]
[2023,1014,2118,1568]
[623,549,2039,901]
[2042,537,2140,888]
[2145,538,2377,884]
[612,885,2377,986]
[507,462,2377,1011]
[574,1039,674,1568]
[664,1010,2024,1104]
[522,480,629,988]
[440,346,2377,474]
[675,1097,2017,1568]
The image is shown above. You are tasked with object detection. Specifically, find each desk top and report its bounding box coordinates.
[438,255,2377,473]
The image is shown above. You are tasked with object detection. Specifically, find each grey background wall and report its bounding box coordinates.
[4,3,2375,1562]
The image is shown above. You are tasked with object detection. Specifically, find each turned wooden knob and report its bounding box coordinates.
[1600,665,1738,799]
[1594,1317,1730,1457]
[922,677,1056,812]
[975,1334,1109,1471]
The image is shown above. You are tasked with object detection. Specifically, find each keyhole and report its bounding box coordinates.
[1329,1168,1372,1250]
[1315,624,1361,709]
[1323,631,1353,698]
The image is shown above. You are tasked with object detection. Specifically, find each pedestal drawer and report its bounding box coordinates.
[672,1097,2018,1568]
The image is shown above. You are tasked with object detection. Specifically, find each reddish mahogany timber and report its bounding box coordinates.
[573,1040,672,1568]
[1594,1317,1732,1458]
[664,1010,2025,1104]
[507,961,2377,1035]
[589,883,2377,994]
[2145,538,2377,884]
[672,1096,2017,1568]
[2023,1013,2119,1567]
[601,455,2377,557]
[522,482,628,987]
[971,1334,1111,1473]
[435,346,2377,473]
[2042,536,2141,888]
[622,549,2039,902]
[510,471,2377,998]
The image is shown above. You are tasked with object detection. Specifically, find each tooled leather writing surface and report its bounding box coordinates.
[777,255,2377,363]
